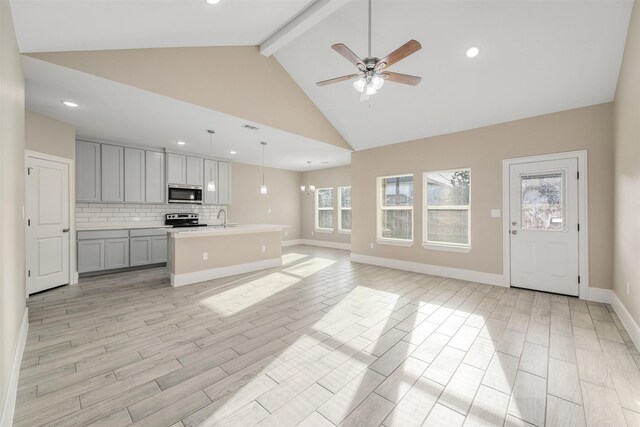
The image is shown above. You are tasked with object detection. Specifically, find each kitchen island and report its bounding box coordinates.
[167,224,283,287]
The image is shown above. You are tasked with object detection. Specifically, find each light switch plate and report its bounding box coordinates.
[491,209,501,218]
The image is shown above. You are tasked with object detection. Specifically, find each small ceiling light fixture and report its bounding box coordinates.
[301,161,316,195]
[229,150,237,155]
[177,140,186,145]
[466,46,480,58]
[205,0,221,4]
[260,142,268,195]
[206,130,216,192]
[61,100,79,108]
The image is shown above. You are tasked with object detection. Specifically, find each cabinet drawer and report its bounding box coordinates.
[78,230,129,240]
[129,228,169,237]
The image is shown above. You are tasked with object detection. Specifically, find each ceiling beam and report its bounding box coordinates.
[260,0,348,57]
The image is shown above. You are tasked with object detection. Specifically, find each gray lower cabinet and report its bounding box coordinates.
[77,239,105,273]
[76,140,101,202]
[130,237,152,266]
[101,144,125,202]
[151,236,167,263]
[104,238,130,270]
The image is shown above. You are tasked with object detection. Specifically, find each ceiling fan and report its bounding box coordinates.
[316,0,422,101]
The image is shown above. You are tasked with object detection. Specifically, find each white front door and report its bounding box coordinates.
[26,156,70,294]
[509,158,579,296]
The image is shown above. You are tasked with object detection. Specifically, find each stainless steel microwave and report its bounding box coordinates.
[168,184,203,204]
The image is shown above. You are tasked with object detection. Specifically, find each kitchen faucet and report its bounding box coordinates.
[217,209,227,228]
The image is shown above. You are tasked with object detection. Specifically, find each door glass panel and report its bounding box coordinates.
[520,172,564,231]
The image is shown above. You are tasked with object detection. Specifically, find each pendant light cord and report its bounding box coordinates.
[368,0,372,58]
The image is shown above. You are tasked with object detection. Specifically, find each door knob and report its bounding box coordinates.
[511,230,517,235]
[62,228,70,233]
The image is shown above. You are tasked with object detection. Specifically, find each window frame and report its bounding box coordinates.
[376,174,414,247]
[337,186,352,234]
[423,168,472,253]
[314,187,334,233]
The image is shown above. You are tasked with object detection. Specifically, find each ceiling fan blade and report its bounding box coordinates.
[376,39,422,70]
[316,74,360,86]
[382,72,422,86]
[331,44,366,70]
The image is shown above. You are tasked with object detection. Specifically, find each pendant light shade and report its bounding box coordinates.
[260,142,267,195]
[301,161,316,195]
[206,129,216,192]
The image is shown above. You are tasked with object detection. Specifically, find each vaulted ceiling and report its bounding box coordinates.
[10,0,635,167]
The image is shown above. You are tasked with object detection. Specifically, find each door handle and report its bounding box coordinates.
[62,228,70,233]
[511,230,517,235]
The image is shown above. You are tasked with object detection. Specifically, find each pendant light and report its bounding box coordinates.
[206,129,216,192]
[260,141,267,195]
[301,161,316,195]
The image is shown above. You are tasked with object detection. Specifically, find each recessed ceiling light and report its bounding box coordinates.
[177,141,186,145]
[61,100,79,108]
[466,46,480,58]
[205,0,221,4]
[229,150,237,154]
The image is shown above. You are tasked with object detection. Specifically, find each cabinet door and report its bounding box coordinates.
[104,238,129,269]
[145,151,165,203]
[101,144,124,202]
[130,237,152,266]
[124,147,145,202]
[151,236,167,263]
[77,239,104,273]
[186,156,204,186]
[203,159,218,205]
[76,141,101,202]
[218,161,232,205]
[167,153,186,185]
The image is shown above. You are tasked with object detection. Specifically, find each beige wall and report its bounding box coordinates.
[301,165,351,245]
[229,162,302,242]
[613,0,640,325]
[352,103,614,289]
[25,110,75,159]
[29,47,351,151]
[0,0,26,420]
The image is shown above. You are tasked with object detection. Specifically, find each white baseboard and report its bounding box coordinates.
[0,308,29,427]
[350,253,505,287]
[586,287,640,351]
[170,258,282,287]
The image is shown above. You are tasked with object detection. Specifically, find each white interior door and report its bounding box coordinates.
[509,158,579,296]
[26,156,70,294]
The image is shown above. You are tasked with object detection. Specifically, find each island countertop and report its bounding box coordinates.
[167,224,285,239]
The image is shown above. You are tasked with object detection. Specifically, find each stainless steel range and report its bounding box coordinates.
[165,213,208,228]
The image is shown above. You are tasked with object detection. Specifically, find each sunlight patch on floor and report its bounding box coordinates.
[281,252,309,265]
[282,257,336,278]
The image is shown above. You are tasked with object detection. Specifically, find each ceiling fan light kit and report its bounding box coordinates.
[316,0,422,101]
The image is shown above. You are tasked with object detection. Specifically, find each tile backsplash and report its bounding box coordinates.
[75,203,227,226]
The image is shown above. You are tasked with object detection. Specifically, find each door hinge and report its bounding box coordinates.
[578,275,581,284]
[577,171,580,179]
[27,167,32,176]
[577,223,580,232]
[27,219,31,226]
[28,270,31,277]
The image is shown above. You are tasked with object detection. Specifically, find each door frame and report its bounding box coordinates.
[25,150,77,296]
[502,150,588,299]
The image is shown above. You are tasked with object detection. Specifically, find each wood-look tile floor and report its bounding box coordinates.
[14,246,640,427]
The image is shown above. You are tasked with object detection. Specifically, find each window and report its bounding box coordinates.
[377,175,414,245]
[520,172,564,231]
[424,169,471,251]
[338,186,352,233]
[315,188,333,232]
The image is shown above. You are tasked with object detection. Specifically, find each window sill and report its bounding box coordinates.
[314,228,334,234]
[337,229,352,235]
[422,243,471,253]
[376,238,414,247]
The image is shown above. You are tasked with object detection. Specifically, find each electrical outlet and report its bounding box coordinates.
[202,252,208,260]
[311,231,315,236]
[285,231,288,237]
[370,242,374,249]
[627,282,630,296]
[261,245,266,253]
[491,209,501,218]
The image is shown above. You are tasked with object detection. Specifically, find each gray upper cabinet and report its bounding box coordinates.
[204,159,218,205]
[145,151,165,203]
[186,156,204,186]
[124,147,145,203]
[167,153,187,185]
[101,144,124,202]
[76,141,101,202]
[218,161,232,205]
